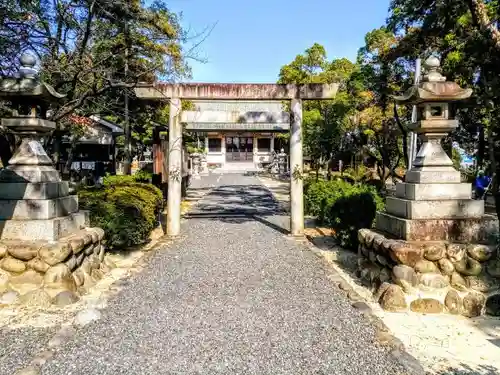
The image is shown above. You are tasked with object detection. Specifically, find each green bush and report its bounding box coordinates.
[79,179,163,249]
[304,179,384,249]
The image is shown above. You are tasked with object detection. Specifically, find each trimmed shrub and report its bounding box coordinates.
[79,179,163,249]
[304,178,384,250]
[327,183,384,250]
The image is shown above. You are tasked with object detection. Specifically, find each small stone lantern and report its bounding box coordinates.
[394,56,472,184]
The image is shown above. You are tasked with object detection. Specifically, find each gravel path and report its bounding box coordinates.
[38,173,411,375]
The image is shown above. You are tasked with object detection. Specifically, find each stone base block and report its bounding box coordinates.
[0,226,108,308]
[386,197,484,219]
[357,228,500,317]
[376,212,498,242]
[0,195,78,220]
[395,182,472,200]
[0,211,89,241]
[405,167,461,184]
[0,181,70,200]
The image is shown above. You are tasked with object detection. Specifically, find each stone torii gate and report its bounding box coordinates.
[134,83,338,237]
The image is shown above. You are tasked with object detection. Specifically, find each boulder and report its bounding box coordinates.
[363,230,375,248]
[446,244,466,262]
[0,245,7,258]
[7,243,39,261]
[467,244,496,262]
[389,242,423,267]
[84,245,94,256]
[74,308,101,326]
[453,256,482,276]
[65,256,78,271]
[485,294,500,316]
[88,229,99,244]
[415,259,439,273]
[410,298,444,314]
[39,243,72,266]
[19,289,52,308]
[82,233,93,246]
[423,244,446,261]
[379,284,408,312]
[0,291,19,305]
[463,292,486,317]
[450,272,468,291]
[372,235,385,252]
[91,268,104,281]
[27,258,50,273]
[392,265,418,289]
[44,264,77,292]
[98,245,105,262]
[68,237,85,254]
[419,273,449,289]
[378,268,391,284]
[374,282,392,302]
[72,269,84,287]
[466,275,498,293]
[437,258,455,276]
[9,269,44,295]
[444,290,462,315]
[53,290,80,307]
[0,257,26,273]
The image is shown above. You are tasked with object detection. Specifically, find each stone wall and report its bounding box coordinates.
[0,227,114,306]
[358,229,500,317]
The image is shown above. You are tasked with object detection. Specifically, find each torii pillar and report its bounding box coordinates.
[134,83,338,237]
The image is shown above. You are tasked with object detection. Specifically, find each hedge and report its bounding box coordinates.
[304,178,384,249]
[78,177,163,249]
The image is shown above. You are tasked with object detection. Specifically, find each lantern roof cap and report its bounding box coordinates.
[393,56,472,105]
[0,53,65,101]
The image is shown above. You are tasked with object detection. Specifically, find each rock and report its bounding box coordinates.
[454,256,482,276]
[48,326,76,348]
[379,284,408,312]
[392,265,418,288]
[82,233,93,246]
[91,268,104,281]
[467,244,496,262]
[376,255,389,266]
[84,245,94,256]
[31,350,53,367]
[419,273,449,289]
[93,244,100,255]
[369,251,377,263]
[374,282,392,302]
[82,271,95,288]
[450,272,468,291]
[487,259,500,278]
[352,301,372,313]
[94,227,105,241]
[437,258,455,276]
[39,243,72,266]
[485,294,500,316]
[68,237,85,254]
[423,244,446,261]
[0,291,19,305]
[65,255,77,271]
[466,275,498,293]
[74,308,101,326]
[90,254,100,269]
[76,252,85,267]
[0,272,8,290]
[338,281,351,291]
[415,259,439,273]
[53,290,80,306]
[373,235,385,252]
[0,245,7,258]
[379,268,391,284]
[9,269,44,294]
[348,290,362,302]
[7,244,39,261]
[99,262,111,274]
[363,230,375,248]
[98,245,105,262]
[447,244,466,262]
[463,292,486,317]
[44,264,77,292]
[389,242,423,267]
[410,298,444,314]
[73,268,84,287]
[0,256,26,273]
[445,290,462,314]
[88,229,99,243]
[19,289,52,308]
[26,258,50,273]
[81,258,92,274]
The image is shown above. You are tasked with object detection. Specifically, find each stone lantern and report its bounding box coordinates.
[356,56,499,317]
[0,53,87,240]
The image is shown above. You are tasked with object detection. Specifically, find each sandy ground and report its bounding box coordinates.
[258,175,500,375]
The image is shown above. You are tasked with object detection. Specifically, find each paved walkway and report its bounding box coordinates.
[12,174,410,374]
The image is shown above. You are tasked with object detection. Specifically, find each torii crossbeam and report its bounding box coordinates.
[134,83,338,237]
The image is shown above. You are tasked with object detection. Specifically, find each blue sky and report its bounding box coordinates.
[168,0,391,83]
